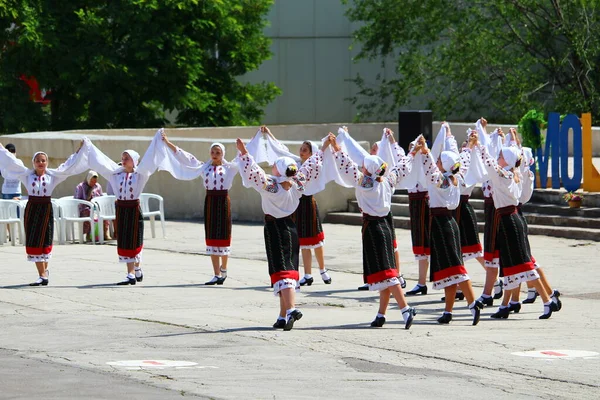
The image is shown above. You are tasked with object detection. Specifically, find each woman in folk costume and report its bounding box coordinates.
[409,125,483,325]
[499,130,562,314]
[475,135,558,319]
[474,118,505,306]
[157,132,238,285]
[250,126,333,286]
[336,126,407,290]
[235,136,324,331]
[86,130,163,285]
[328,133,417,329]
[0,140,89,286]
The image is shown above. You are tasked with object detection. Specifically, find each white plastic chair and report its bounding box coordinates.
[50,199,62,243]
[92,195,117,244]
[59,195,74,201]
[56,198,96,244]
[140,193,166,238]
[0,200,24,246]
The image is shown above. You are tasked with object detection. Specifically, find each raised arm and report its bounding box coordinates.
[134,129,163,177]
[87,140,121,180]
[49,140,91,185]
[0,144,29,179]
[156,130,206,180]
[235,138,273,192]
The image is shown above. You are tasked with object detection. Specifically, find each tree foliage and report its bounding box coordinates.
[0,0,279,133]
[343,0,600,123]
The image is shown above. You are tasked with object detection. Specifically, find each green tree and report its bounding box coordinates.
[343,0,600,123]
[0,0,279,134]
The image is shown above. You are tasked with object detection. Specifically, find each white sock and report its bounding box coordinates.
[543,300,553,313]
[526,289,537,300]
[134,268,142,277]
[401,306,411,323]
[457,290,463,294]
[509,301,520,305]
[376,313,385,318]
[480,294,492,299]
[286,308,296,316]
[320,270,331,280]
[498,305,508,310]
[304,274,312,279]
[277,316,285,321]
[219,267,227,277]
[442,311,452,315]
[126,273,135,279]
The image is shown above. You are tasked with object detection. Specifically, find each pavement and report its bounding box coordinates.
[0,221,599,399]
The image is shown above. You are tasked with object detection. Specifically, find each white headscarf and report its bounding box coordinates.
[87,170,98,185]
[501,146,520,168]
[123,149,140,167]
[440,151,460,173]
[363,155,386,176]
[275,156,297,177]
[210,142,226,157]
[32,151,48,166]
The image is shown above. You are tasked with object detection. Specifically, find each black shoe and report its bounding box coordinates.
[552,290,562,311]
[320,270,332,284]
[406,285,427,296]
[205,276,226,285]
[399,274,407,289]
[299,276,313,286]
[370,316,386,327]
[522,290,538,304]
[437,313,452,324]
[508,302,522,313]
[283,309,303,331]
[358,284,369,291]
[479,296,494,307]
[29,277,49,286]
[117,277,136,285]
[273,319,286,329]
[490,307,510,319]
[471,301,483,325]
[539,301,559,320]
[403,307,417,330]
[441,292,465,302]
[493,280,504,299]
[135,272,143,282]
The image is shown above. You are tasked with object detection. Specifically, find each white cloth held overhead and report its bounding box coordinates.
[501,146,520,169]
[336,127,369,166]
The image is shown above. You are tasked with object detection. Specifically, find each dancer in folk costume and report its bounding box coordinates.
[474,118,505,306]
[474,135,559,319]
[409,125,483,325]
[499,130,562,314]
[0,139,89,285]
[328,133,417,329]
[157,132,239,285]
[336,126,407,290]
[235,136,323,331]
[86,130,164,285]
[251,126,334,286]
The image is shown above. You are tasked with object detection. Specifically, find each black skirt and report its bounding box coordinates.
[116,199,144,260]
[362,214,398,284]
[483,197,499,265]
[408,192,430,256]
[495,206,534,279]
[24,196,53,259]
[264,215,300,284]
[453,195,482,256]
[429,208,468,288]
[292,195,324,248]
[204,190,232,248]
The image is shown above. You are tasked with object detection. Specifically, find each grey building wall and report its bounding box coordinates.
[241,0,397,125]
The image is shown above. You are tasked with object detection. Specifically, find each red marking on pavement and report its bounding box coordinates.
[541,351,567,357]
[142,361,164,365]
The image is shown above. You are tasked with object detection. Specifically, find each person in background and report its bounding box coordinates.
[74,170,111,241]
[1,144,23,200]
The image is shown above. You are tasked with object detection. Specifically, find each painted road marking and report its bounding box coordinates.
[512,350,599,359]
[107,360,217,369]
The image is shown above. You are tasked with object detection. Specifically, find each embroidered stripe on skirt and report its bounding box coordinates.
[408,192,430,256]
[292,195,324,249]
[204,190,232,254]
[429,208,469,290]
[362,214,398,284]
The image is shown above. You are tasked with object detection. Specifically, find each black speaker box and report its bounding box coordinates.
[397,110,433,152]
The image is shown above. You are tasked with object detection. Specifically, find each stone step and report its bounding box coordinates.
[391,194,485,209]
[325,212,600,241]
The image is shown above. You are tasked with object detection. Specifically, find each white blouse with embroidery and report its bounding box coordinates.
[333,150,410,217]
[478,145,522,208]
[420,152,461,210]
[166,147,239,190]
[236,152,320,218]
[0,144,90,197]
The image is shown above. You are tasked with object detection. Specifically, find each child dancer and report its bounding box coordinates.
[328,133,417,329]
[86,130,163,285]
[235,136,323,330]
[475,137,558,319]
[157,132,239,285]
[410,126,483,325]
[257,126,332,286]
[0,140,89,285]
